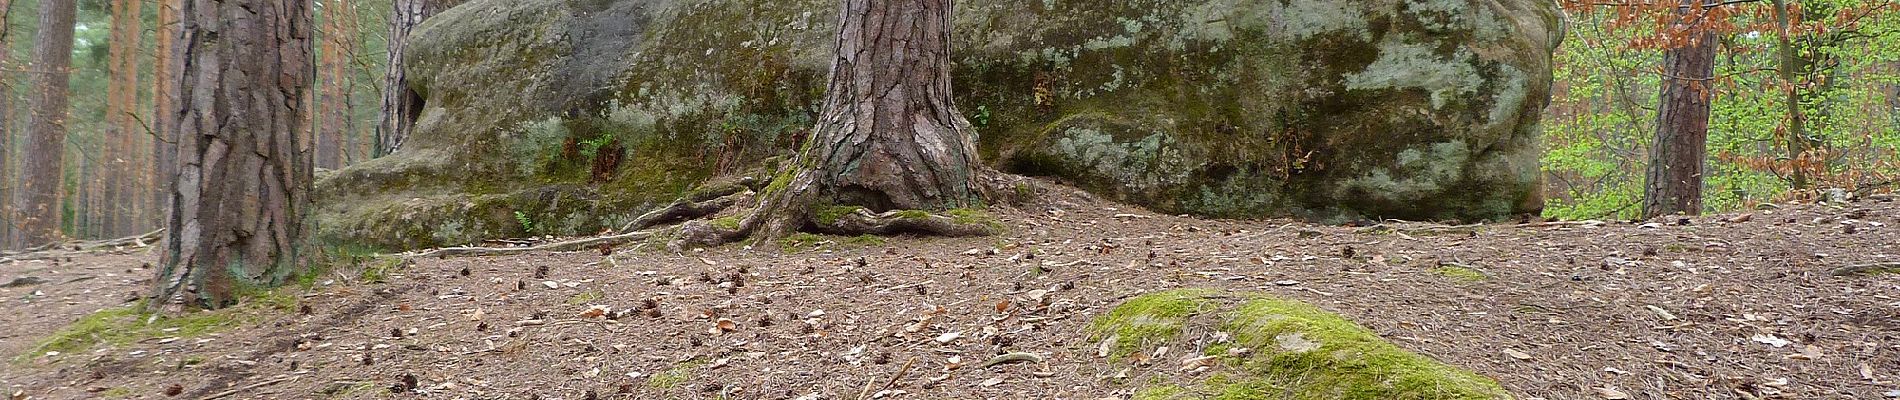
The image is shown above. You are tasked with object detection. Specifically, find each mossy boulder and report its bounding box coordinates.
[315,0,1563,249]
[1094,290,1511,400]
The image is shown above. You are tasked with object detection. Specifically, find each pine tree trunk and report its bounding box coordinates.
[1642,0,1716,219]
[800,0,982,212]
[376,0,459,157]
[316,1,345,170]
[153,0,314,310]
[14,0,78,246]
[105,0,143,237]
[153,0,180,233]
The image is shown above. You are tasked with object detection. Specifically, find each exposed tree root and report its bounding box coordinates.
[1830,262,1900,277]
[618,178,757,233]
[410,175,1026,259]
[409,230,659,259]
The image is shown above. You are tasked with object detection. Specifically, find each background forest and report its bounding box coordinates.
[0,0,1897,250]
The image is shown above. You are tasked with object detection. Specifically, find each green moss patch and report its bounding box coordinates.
[1087,289,1218,359]
[15,300,266,363]
[1089,290,1511,400]
[1431,264,1490,283]
[646,358,707,389]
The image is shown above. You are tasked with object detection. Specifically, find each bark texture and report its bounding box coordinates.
[14,0,78,247]
[154,0,314,310]
[376,0,459,156]
[1642,0,1716,219]
[800,0,982,212]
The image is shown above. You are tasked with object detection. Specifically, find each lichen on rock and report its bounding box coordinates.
[1093,290,1512,400]
[315,0,1564,250]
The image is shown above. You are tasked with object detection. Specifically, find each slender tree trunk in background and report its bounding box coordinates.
[153,0,314,311]
[377,0,460,157]
[15,0,78,247]
[105,0,144,237]
[1769,0,1814,190]
[0,0,15,249]
[152,0,180,233]
[316,0,355,169]
[1642,0,1716,219]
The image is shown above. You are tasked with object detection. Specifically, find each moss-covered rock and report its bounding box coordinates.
[1093,290,1512,400]
[315,0,1562,249]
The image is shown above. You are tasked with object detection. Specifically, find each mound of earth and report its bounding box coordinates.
[2,183,1897,399]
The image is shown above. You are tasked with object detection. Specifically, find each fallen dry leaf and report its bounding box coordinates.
[1503,349,1533,361]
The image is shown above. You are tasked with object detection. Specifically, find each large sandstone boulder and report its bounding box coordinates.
[315,0,1563,250]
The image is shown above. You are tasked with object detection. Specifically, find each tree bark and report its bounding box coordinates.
[376,0,459,157]
[1642,0,1717,219]
[153,0,314,310]
[671,0,992,249]
[14,0,78,247]
[153,0,181,234]
[799,0,983,212]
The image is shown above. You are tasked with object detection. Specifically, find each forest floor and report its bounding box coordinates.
[1,182,1897,400]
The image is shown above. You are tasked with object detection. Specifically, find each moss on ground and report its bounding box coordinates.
[1091,290,1511,400]
[15,300,269,363]
[1431,264,1490,283]
[646,358,708,389]
[812,205,865,226]
[1087,289,1217,359]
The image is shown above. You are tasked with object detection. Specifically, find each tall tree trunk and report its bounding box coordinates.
[316,0,344,170]
[1769,0,1813,190]
[153,0,314,311]
[376,0,458,157]
[1642,0,1717,219]
[153,0,180,234]
[14,0,77,247]
[799,0,982,211]
[106,0,143,237]
[0,0,15,249]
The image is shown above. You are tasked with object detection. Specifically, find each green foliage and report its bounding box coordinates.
[514,210,536,234]
[1546,4,1900,219]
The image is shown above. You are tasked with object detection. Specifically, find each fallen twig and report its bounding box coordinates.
[1830,262,1900,277]
[978,352,1044,368]
[857,356,917,400]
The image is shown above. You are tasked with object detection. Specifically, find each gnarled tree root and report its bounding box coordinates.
[618,178,757,233]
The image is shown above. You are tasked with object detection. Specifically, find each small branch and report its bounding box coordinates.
[1830,262,1900,277]
[856,357,917,400]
